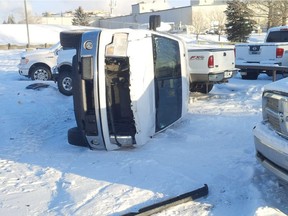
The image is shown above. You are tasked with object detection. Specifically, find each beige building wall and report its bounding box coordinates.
[96,6,193,30]
[96,3,227,34]
[40,16,73,25]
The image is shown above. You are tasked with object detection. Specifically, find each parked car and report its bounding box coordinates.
[236,25,288,80]
[253,77,288,183]
[18,42,62,81]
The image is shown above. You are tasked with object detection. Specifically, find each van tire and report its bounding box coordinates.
[60,30,86,49]
[68,127,88,147]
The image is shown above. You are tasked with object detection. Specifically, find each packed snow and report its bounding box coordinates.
[0,24,288,216]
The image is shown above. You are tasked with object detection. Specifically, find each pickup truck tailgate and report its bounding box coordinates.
[235,43,288,64]
[188,47,236,74]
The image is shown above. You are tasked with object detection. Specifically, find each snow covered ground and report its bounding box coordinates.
[0,25,288,216]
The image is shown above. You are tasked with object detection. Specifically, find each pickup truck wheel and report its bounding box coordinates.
[190,83,213,94]
[57,71,73,96]
[241,70,259,80]
[30,66,52,81]
[68,127,89,147]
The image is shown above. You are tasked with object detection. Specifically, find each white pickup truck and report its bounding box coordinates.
[187,44,237,93]
[18,42,61,80]
[235,26,288,80]
[253,77,288,183]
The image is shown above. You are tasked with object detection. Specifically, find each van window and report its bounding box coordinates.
[152,35,182,132]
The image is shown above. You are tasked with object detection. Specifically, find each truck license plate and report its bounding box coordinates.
[249,45,261,54]
[224,71,233,78]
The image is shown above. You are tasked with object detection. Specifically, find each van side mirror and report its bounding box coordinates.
[149,15,161,31]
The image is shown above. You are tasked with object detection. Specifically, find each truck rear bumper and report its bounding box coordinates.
[253,122,288,183]
[236,63,288,74]
[191,69,238,82]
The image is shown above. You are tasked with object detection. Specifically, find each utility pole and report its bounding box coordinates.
[109,0,116,16]
[24,0,30,48]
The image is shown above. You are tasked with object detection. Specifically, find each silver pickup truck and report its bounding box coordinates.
[253,77,288,183]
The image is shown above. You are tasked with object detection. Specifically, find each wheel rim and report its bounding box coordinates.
[62,77,72,91]
[34,69,49,80]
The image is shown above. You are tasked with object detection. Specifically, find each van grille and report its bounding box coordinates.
[264,92,288,137]
[266,97,279,111]
[267,114,281,132]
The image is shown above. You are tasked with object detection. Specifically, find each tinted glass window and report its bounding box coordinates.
[266,31,288,42]
[152,35,182,132]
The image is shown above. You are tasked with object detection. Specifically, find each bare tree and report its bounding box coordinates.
[210,10,226,41]
[249,0,288,29]
[18,11,41,24]
[192,11,209,41]
[275,1,288,26]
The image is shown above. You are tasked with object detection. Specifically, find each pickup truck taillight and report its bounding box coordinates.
[208,55,214,68]
[276,48,284,58]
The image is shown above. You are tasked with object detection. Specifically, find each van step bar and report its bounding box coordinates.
[123,184,208,216]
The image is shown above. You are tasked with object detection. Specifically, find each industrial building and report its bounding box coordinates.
[92,0,228,33]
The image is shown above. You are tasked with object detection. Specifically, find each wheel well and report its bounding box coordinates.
[29,63,51,76]
[59,64,72,73]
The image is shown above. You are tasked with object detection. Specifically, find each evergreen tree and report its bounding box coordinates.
[225,0,255,42]
[7,15,15,24]
[3,15,15,24]
[72,6,89,26]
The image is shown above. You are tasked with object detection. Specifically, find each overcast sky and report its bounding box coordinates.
[0,0,191,23]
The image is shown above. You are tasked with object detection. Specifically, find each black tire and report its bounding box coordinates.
[57,70,73,96]
[266,70,273,76]
[190,83,213,94]
[241,70,259,80]
[68,127,88,147]
[149,15,161,30]
[60,30,86,49]
[30,65,52,81]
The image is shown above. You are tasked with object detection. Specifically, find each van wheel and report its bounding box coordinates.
[68,127,88,147]
[57,71,73,96]
[30,66,51,80]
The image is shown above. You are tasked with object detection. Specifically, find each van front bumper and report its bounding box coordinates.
[253,122,288,183]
